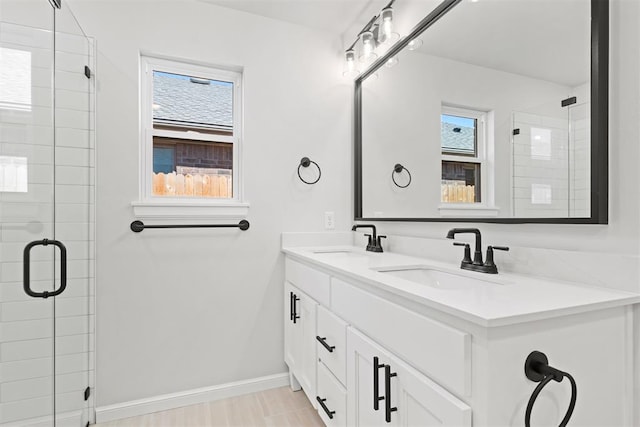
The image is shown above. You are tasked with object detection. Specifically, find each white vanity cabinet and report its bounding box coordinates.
[284,253,636,427]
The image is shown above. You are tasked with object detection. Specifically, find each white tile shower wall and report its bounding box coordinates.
[0,17,95,425]
[0,19,52,424]
[512,112,572,217]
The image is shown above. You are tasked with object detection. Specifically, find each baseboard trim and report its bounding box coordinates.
[95,372,289,423]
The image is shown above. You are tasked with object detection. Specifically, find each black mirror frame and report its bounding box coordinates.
[354,0,608,224]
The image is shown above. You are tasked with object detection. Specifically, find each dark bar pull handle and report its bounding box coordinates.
[316,336,335,353]
[316,396,335,419]
[23,239,67,299]
[293,294,300,324]
[373,356,385,410]
[289,292,294,321]
[384,364,397,423]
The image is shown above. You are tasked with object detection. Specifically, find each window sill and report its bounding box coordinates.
[438,204,500,218]
[131,200,250,220]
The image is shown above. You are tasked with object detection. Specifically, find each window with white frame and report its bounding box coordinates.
[440,106,487,204]
[139,55,243,206]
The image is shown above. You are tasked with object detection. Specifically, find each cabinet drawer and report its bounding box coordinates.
[285,258,330,306]
[331,278,471,397]
[316,360,347,427]
[317,306,348,385]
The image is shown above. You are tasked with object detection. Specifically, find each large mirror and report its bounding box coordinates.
[355,0,608,223]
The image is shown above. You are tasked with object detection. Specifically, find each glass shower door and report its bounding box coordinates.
[0,1,94,425]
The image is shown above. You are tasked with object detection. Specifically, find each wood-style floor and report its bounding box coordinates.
[94,386,324,427]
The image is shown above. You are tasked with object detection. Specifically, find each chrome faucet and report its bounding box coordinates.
[352,224,386,252]
[446,228,509,274]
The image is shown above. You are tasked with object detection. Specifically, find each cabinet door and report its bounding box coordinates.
[347,328,396,427]
[348,328,471,427]
[284,282,299,371]
[392,359,471,427]
[284,283,318,404]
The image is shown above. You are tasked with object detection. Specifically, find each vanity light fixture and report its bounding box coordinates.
[342,0,399,77]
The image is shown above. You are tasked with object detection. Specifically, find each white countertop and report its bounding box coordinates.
[282,245,640,327]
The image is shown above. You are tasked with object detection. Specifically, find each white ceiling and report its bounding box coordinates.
[198,0,374,35]
[415,0,590,87]
[198,0,591,87]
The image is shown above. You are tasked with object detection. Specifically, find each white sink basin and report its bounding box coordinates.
[374,266,504,290]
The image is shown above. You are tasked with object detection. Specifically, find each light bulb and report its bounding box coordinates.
[359,31,377,62]
[385,57,399,68]
[377,7,399,44]
[342,49,360,78]
[407,38,423,51]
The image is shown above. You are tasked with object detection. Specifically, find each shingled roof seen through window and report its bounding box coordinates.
[441,114,475,155]
[153,71,233,130]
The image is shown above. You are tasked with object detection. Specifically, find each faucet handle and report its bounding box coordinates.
[483,245,509,274]
[364,234,373,245]
[453,242,472,265]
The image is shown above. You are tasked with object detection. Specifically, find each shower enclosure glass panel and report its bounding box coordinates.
[511,98,590,218]
[0,1,95,425]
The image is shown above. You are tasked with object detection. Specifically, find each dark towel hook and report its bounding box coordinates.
[392,163,411,188]
[524,351,577,427]
[298,157,321,185]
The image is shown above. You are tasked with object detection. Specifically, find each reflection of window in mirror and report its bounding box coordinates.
[440,106,486,204]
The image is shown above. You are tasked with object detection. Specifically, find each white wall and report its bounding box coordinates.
[67,0,351,407]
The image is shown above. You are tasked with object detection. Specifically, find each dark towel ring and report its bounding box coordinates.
[298,157,321,185]
[524,351,577,427]
[392,164,411,188]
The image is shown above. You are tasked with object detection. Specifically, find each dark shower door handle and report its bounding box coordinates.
[23,239,67,298]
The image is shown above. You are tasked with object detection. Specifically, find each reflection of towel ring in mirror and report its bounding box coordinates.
[392,164,412,188]
[298,157,321,185]
[524,351,577,427]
